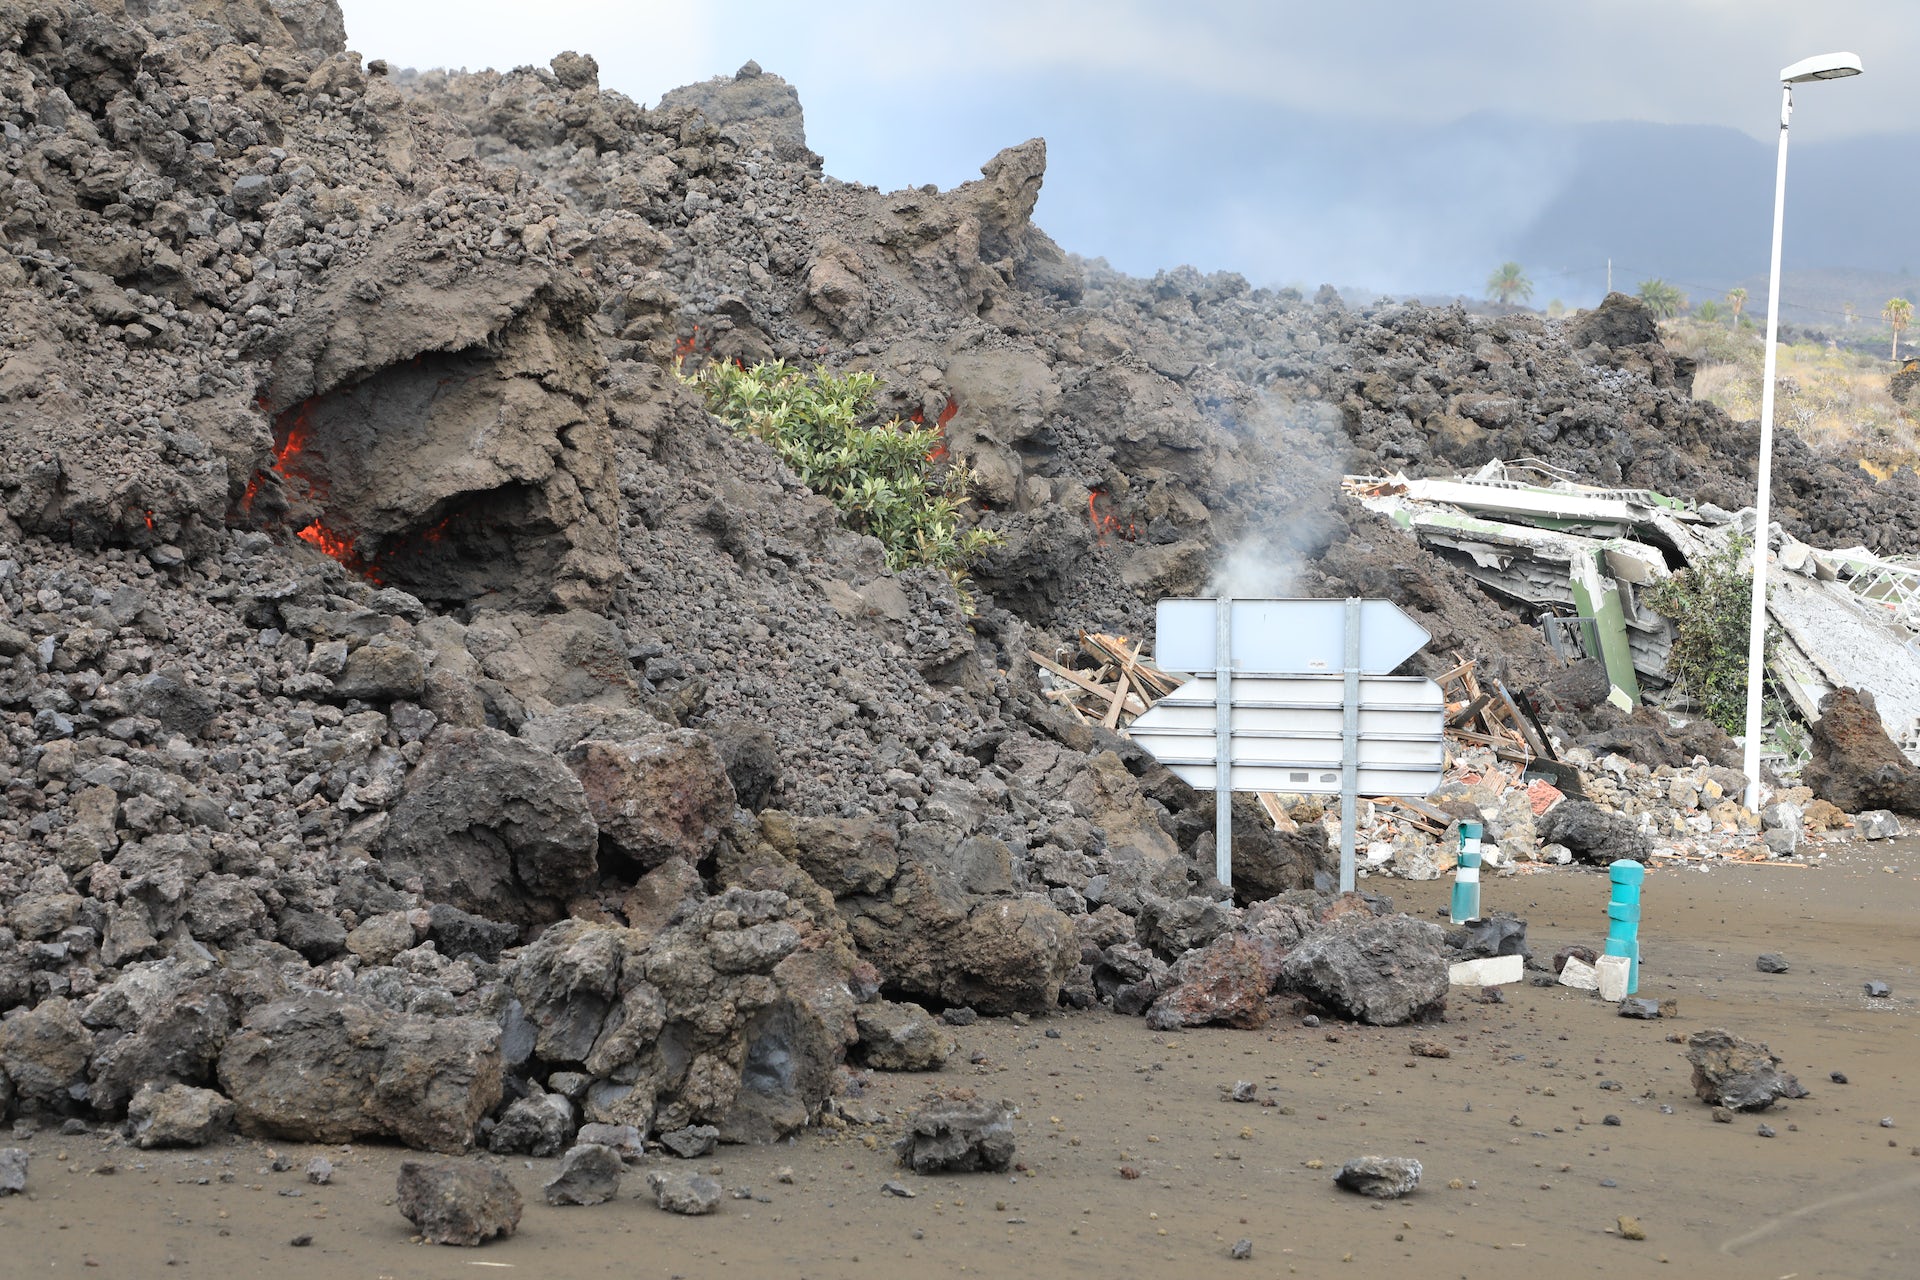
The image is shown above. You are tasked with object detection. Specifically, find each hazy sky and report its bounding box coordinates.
[334,1,1911,296]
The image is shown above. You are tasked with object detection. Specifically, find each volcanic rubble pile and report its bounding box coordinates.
[0,1,1914,1157]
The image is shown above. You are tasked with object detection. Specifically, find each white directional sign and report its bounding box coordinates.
[1134,597,1440,894]
[1127,675,1446,797]
[1155,598,1431,675]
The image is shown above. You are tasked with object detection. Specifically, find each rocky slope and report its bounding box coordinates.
[1,2,1912,1153]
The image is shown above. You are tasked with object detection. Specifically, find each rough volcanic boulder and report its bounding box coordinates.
[504,891,858,1142]
[463,610,642,711]
[128,1082,235,1148]
[657,61,814,164]
[1686,1028,1808,1112]
[1537,799,1651,865]
[853,999,953,1070]
[382,726,598,925]
[396,1160,523,1246]
[564,732,736,872]
[488,1093,577,1157]
[217,996,503,1152]
[1802,688,1920,815]
[257,230,620,613]
[1058,750,1183,866]
[895,1099,1016,1174]
[1279,914,1448,1025]
[1145,935,1271,1030]
[1335,1156,1422,1199]
[1190,795,1332,904]
[757,811,898,898]
[84,975,234,1114]
[0,998,93,1114]
[1568,291,1660,350]
[544,1142,624,1206]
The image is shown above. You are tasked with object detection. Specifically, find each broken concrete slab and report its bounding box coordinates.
[1559,956,1600,991]
[1595,954,1632,1002]
[1448,955,1525,987]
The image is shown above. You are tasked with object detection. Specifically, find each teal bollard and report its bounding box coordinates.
[1605,859,1644,994]
[1450,822,1484,924]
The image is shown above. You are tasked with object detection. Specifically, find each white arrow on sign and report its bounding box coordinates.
[1155,598,1431,675]
[1127,675,1446,797]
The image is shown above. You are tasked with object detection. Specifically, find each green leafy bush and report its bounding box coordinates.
[1645,536,1765,735]
[681,359,1000,586]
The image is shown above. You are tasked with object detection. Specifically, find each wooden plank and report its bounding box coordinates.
[1044,686,1092,724]
[1444,728,1533,763]
[1433,658,1476,688]
[1031,650,1121,700]
[1377,794,1455,826]
[1102,670,1132,730]
[1447,692,1494,729]
[1256,793,1290,827]
[1492,678,1553,760]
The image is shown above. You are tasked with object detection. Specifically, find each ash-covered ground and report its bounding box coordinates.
[1,1,1914,1179]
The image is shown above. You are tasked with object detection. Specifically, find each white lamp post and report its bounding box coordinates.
[1742,51,1863,809]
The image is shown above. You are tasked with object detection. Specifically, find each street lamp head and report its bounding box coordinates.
[1780,52,1863,83]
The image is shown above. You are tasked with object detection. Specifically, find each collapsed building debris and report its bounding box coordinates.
[1349,462,1920,763]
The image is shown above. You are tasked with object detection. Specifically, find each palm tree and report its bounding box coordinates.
[1637,278,1687,320]
[1696,300,1721,324]
[1485,262,1533,306]
[1725,287,1747,326]
[1886,297,1915,360]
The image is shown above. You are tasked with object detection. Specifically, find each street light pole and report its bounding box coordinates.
[1741,53,1862,811]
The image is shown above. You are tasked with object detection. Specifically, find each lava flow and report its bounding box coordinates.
[238,397,379,579]
[1087,489,1138,546]
[912,396,959,462]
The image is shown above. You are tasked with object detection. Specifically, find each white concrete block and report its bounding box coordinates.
[1449,954,1525,987]
[1558,957,1599,990]
[1595,953,1632,1002]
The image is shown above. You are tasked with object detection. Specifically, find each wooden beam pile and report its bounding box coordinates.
[1028,632,1181,730]
[1437,657,1550,765]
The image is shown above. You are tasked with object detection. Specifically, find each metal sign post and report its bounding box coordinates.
[1340,598,1362,892]
[1214,596,1234,886]
[1141,596,1442,896]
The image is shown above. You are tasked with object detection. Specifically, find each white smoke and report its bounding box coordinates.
[1205,387,1345,600]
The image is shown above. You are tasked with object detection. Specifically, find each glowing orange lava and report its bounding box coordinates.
[1087,489,1138,546]
[296,518,383,582]
[914,397,959,463]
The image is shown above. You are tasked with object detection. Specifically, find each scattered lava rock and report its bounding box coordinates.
[1686,1028,1808,1112]
[395,1160,523,1246]
[544,1143,625,1206]
[1334,1156,1422,1198]
[0,1149,26,1195]
[647,1169,723,1215]
[895,1099,1016,1174]
[1278,915,1449,1026]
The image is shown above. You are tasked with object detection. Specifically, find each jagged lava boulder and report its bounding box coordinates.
[503,890,857,1142]
[1536,799,1651,865]
[217,996,503,1152]
[1278,914,1448,1025]
[1686,1028,1808,1112]
[1802,688,1920,815]
[381,726,599,926]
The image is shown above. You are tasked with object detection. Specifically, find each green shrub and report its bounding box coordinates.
[1645,536,1768,735]
[681,359,1000,588]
